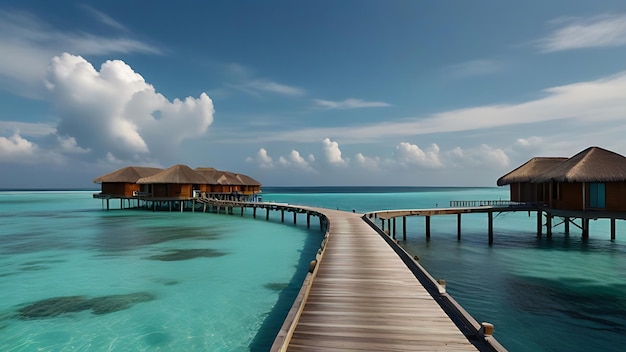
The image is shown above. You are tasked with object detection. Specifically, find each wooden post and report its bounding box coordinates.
[203,203,207,213]
[457,213,462,241]
[392,218,396,239]
[253,207,256,218]
[546,213,552,238]
[611,218,616,241]
[281,210,285,223]
[120,198,123,209]
[381,219,385,231]
[387,219,391,233]
[582,218,589,240]
[180,201,183,213]
[488,211,493,245]
[192,199,195,212]
[307,213,311,228]
[266,208,270,221]
[293,212,297,224]
[536,211,542,238]
[425,216,431,239]
[241,207,244,216]
[402,216,407,241]
[106,198,110,211]
[564,217,569,234]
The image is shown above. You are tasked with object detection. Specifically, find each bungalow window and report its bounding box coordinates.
[589,183,606,208]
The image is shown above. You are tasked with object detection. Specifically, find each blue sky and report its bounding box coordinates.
[2,0,626,188]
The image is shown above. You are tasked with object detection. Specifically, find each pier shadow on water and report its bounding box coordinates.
[248,227,323,351]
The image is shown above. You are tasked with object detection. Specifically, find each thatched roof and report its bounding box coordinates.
[195,167,261,186]
[93,166,163,183]
[194,167,221,184]
[137,164,207,184]
[233,173,261,186]
[531,147,626,183]
[497,157,567,186]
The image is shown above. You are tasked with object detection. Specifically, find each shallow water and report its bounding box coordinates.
[0,191,321,351]
[1,188,625,351]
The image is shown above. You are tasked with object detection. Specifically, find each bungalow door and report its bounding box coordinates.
[589,183,606,208]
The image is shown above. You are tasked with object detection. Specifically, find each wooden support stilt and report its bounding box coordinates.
[546,213,552,238]
[192,199,195,212]
[180,201,183,213]
[488,211,493,245]
[307,213,311,228]
[387,219,391,234]
[402,216,407,241]
[241,207,244,216]
[293,212,297,224]
[120,198,123,209]
[281,210,285,223]
[611,218,616,241]
[536,211,542,238]
[564,217,570,234]
[106,199,110,211]
[425,216,431,239]
[253,207,256,218]
[392,218,396,239]
[582,218,589,240]
[381,219,385,231]
[457,213,462,241]
[266,208,270,220]
[320,217,323,231]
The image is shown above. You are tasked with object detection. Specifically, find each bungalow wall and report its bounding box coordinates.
[101,182,140,196]
[150,184,192,198]
[546,182,626,211]
[509,183,545,203]
[603,182,626,211]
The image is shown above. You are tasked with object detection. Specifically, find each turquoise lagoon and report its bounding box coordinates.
[1,187,625,351]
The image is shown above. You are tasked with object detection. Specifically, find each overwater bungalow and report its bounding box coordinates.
[136,164,208,198]
[93,164,262,208]
[92,166,163,197]
[497,157,567,203]
[499,146,626,239]
[531,147,626,211]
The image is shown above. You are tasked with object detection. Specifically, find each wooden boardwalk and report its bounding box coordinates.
[279,207,491,351]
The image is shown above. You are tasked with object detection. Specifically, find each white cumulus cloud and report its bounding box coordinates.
[322,138,347,166]
[255,148,274,168]
[46,53,215,162]
[0,131,37,162]
[395,143,443,168]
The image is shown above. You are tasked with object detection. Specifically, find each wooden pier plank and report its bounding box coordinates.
[286,209,479,351]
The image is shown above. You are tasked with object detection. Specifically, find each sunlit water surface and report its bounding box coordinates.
[1,187,625,351]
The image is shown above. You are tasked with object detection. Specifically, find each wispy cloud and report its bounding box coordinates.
[79,4,128,32]
[245,79,305,96]
[0,10,160,95]
[447,59,504,77]
[313,98,391,109]
[218,71,626,144]
[536,14,626,52]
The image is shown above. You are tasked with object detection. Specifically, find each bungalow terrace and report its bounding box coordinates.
[498,146,626,239]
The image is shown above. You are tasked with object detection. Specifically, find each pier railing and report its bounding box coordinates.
[449,200,535,208]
